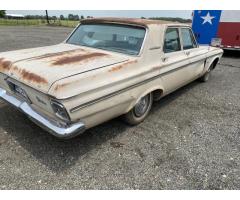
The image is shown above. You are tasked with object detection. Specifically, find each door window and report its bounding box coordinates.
[181,28,197,50]
[163,28,181,53]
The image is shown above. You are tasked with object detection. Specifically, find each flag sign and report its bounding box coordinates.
[192,10,240,50]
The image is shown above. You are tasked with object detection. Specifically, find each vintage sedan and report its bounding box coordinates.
[0,18,223,138]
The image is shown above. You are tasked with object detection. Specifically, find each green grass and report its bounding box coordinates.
[0,18,79,27]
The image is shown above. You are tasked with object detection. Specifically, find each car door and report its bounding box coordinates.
[160,27,191,94]
[180,27,208,78]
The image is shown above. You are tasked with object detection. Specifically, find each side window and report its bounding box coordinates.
[163,28,181,53]
[181,28,197,50]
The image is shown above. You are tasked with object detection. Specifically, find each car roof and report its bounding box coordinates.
[81,17,189,28]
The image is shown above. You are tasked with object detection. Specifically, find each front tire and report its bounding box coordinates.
[123,93,153,125]
[199,64,213,82]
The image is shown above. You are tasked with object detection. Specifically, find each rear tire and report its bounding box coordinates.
[123,93,153,125]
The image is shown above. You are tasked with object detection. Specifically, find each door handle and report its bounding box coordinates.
[185,51,191,56]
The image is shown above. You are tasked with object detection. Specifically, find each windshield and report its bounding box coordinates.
[67,24,146,55]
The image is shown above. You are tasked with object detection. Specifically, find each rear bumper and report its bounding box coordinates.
[0,88,85,139]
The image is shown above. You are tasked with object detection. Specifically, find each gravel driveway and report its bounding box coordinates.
[0,26,239,189]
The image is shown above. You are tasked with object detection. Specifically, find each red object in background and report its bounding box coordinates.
[217,22,240,47]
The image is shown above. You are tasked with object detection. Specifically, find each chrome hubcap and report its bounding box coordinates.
[134,95,150,117]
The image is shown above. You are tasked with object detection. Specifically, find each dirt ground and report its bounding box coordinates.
[0,26,239,189]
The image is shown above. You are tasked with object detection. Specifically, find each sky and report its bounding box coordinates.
[6,10,192,19]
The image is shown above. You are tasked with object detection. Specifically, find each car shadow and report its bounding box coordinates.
[0,103,129,173]
[0,79,200,174]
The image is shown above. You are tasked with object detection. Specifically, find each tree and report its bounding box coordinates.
[73,15,79,20]
[60,15,65,20]
[0,10,6,18]
[52,16,57,20]
[80,15,84,20]
[68,14,74,20]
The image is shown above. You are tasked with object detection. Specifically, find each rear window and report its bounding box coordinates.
[67,24,146,55]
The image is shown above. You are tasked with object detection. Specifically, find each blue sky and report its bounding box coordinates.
[6,10,192,19]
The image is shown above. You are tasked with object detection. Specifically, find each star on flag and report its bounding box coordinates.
[201,12,215,25]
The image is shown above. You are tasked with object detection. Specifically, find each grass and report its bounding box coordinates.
[0,18,79,27]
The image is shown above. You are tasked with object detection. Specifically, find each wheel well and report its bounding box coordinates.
[152,89,163,101]
[211,58,219,70]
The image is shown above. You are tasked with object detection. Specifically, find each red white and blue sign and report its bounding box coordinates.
[192,10,240,49]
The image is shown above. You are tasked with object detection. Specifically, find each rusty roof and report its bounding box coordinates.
[81,17,181,27]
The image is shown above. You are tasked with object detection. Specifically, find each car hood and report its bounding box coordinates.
[0,43,129,93]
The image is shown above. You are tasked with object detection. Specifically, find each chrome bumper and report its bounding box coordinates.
[0,88,85,139]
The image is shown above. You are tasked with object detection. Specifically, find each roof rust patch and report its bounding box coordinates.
[20,69,48,84]
[52,52,108,66]
[0,58,12,72]
[30,48,86,60]
[108,60,137,72]
[81,17,177,27]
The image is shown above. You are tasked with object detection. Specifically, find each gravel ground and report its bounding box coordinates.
[0,26,239,190]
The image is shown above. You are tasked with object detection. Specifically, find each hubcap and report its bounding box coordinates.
[134,95,150,117]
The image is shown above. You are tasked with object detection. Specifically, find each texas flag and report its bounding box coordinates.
[192,10,240,48]
[192,10,222,44]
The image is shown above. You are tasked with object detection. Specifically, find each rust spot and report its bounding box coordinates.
[0,58,12,72]
[52,52,108,66]
[0,58,47,85]
[108,60,137,72]
[53,83,69,91]
[30,49,86,60]
[20,69,47,84]
[12,65,19,71]
[54,74,97,92]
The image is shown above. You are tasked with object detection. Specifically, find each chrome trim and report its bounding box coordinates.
[0,88,85,138]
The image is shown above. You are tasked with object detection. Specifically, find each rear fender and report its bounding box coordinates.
[126,85,164,113]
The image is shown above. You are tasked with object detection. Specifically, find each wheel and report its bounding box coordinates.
[123,93,153,125]
[199,65,212,82]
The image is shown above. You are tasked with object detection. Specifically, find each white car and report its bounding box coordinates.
[0,18,223,138]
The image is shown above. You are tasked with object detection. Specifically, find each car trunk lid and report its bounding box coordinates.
[0,43,129,93]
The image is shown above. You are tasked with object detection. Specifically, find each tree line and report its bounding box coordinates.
[0,10,92,20]
[0,10,192,23]
[25,14,90,21]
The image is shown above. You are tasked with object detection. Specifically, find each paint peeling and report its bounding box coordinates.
[0,58,12,72]
[53,83,69,91]
[0,58,47,85]
[19,69,47,84]
[30,48,86,60]
[108,60,137,72]
[52,52,108,66]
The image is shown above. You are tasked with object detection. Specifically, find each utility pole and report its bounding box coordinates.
[45,10,49,24]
